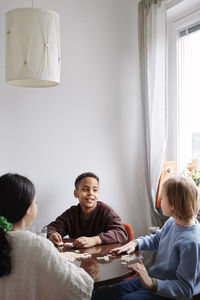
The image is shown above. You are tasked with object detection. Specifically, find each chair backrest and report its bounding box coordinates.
[156,161,176,208]
[123,223,134,242]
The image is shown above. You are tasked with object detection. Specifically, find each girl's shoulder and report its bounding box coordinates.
[7,230,55,252]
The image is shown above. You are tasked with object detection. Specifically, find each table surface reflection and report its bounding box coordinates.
[57,239,142,288]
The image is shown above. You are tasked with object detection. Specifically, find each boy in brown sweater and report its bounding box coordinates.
[47,172,128,248]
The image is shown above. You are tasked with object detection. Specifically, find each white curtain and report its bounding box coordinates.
[138,0,167,226]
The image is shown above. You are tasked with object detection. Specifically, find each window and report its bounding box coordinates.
[167,5,200,172]
[177,21,200,171]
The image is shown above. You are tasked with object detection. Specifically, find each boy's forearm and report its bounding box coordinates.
[93,236,102,246]
[98,228,128,244]
[47,226,58,238]
[47,218,68,238]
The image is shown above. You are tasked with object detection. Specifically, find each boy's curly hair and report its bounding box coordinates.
[74,172,99,190]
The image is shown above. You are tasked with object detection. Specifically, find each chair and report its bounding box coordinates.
[149,161,177,234]
[123,223,134,242]
[156,161,176,208]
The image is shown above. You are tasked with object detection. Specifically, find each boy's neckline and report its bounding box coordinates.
[79,202,98,215]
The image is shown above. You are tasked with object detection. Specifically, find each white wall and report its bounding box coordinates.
[0,0,151,237]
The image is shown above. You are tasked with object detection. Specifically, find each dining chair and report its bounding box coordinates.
[149,161,177,234]
[156,161,176,209]
[123,223,134,242]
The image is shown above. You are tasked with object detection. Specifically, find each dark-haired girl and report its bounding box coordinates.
[0,173,93,300]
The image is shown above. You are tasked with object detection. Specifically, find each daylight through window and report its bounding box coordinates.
[177,22,200,171]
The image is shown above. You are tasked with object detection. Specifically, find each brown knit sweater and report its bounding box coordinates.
[47,201,128,244]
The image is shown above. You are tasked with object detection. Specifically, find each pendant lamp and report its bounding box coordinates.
[5,7,61,87]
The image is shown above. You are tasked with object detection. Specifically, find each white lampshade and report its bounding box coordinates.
[5,8,61,87]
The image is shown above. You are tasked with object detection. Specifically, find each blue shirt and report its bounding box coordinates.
[136,217,200,299]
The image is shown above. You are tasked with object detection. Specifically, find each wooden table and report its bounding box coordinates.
[57,240,143,288]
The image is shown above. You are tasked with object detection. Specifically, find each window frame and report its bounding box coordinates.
[167,6,200,172]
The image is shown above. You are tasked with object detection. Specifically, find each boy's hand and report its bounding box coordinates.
[73,236,102,248]
[49,232,63,245]
[110,240,137,255]
[128,261,153,289]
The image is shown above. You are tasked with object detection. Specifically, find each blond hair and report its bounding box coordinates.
[161,176,199,222]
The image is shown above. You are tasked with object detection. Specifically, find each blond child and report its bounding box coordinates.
[93,176,200,300]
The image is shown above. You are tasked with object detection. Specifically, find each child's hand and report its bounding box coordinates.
[49,232,63,245]
[110,240,137,255]
[73,236,101,248]
[128,261,153,289]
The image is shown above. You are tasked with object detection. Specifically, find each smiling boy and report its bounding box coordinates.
[47,172,128,248]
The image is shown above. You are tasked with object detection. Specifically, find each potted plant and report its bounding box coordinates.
[184,159,200,220]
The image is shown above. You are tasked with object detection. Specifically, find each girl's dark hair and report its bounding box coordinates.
[0,173,35,277]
